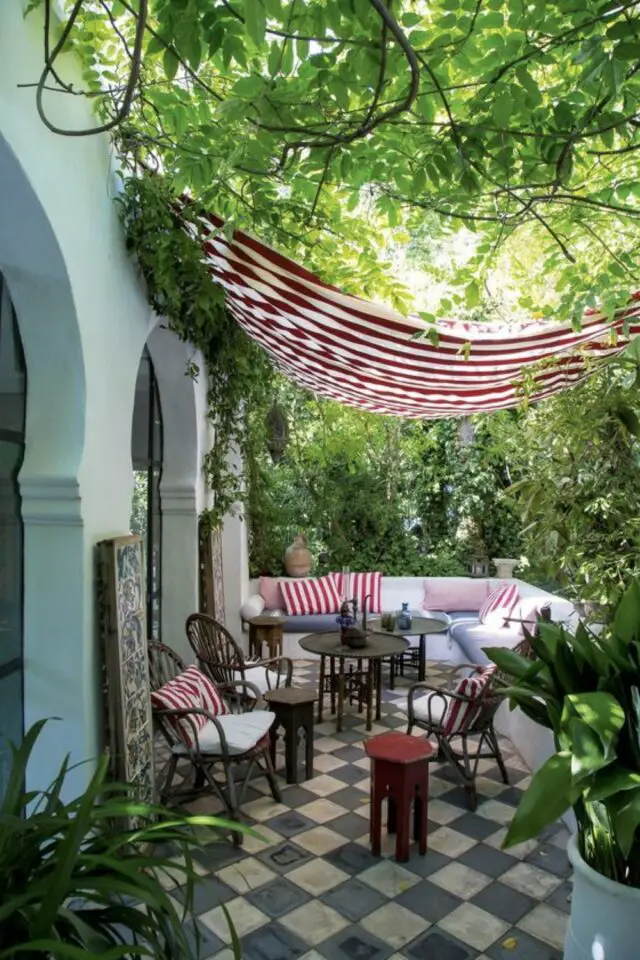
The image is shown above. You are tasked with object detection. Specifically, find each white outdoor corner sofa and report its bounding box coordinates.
[240,574,578,824]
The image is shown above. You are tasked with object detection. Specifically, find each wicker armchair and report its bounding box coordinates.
[185,613,293,703]
[406,638,534,810]
[148,640,281,844]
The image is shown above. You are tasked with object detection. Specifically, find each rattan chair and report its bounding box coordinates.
[405,638,534,810]
[185,612,293,703]
[148,640,281,843]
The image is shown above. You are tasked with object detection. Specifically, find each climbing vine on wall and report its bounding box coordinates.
[118,173,275,529]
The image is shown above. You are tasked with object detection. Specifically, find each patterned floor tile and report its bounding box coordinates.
[265,810,319,838]
[404,927,474,960]
[429,862,493,900]
[486,928,563,959]
[320,878,388,923]
[162,659,573,960]
[245,877,311,918]
[319,923,395,960]
[240,920,309,960]
[471,880,538,925]
[171,875,236,914]
[296,825,347,855]
[215,857,278,894]
[437,902,510,951]
[428,826,478,858]
[200,896,269,943]
[287,858,351,895]
[457,843,517,879]
[280,900,349,946]
[325,841,382,876]
[360,902,430,950]
[501,862,563,899]
[256,841,315,875]
[517,903,568,950]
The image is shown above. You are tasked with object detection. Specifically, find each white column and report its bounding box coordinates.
[20,478,94,799]
[159,482,200,661]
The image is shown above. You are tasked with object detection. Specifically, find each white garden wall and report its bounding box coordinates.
[0,1,212,795]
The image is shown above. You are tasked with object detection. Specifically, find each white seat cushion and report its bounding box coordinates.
[173,710,274,756]
[402,692,451,726]
[244,666,272,696]
[450,619,523,666]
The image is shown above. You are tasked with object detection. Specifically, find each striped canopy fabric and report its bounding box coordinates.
[199,215,640,418]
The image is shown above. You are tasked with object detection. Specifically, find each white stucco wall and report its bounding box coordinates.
[0,2,213,794]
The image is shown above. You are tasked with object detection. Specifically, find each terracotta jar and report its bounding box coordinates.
[284,535,312,577]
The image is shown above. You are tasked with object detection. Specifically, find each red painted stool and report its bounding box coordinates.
[364,731,435,863]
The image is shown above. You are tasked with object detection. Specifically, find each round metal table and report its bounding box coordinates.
[370,613,451,686]
[299,631,408,733]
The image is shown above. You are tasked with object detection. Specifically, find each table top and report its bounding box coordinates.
[298,631,408,659]
[370,613,451,636]
[248,615,286,627]
[365,731,436,763]
[264,686,317,705]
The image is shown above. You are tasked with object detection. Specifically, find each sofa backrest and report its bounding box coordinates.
[247,574,577,626]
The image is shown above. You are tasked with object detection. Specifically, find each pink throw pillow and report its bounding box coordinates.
[479,583,521,627]
[423,579,490,613]
[259,576,284,610]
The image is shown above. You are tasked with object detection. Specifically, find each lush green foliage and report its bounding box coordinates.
[30,0,640,321]
[247,383,522,576]
[487,580,640,887]
[488,359,640,605]
[117,174,274,528]
[0,720,244,958]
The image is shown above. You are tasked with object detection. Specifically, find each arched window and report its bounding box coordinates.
[130,346,163,640]
[0,273,26,796]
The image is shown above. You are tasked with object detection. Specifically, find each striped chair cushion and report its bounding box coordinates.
[479,583,520,626]
[280,575,341,616]
[443,666,496,735]
[330,572,382,614]
[181,665,228,717]
[151,668,228,746]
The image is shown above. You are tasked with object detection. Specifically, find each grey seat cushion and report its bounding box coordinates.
[282,613,338,633]
[449,619,523,665]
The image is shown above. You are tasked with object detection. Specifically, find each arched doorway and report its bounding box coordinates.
[0,272,26,795]
[130,346,163,640]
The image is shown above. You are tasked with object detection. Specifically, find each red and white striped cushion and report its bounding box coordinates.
[443,666,496,735]
[330,572,382,614]
[280,575,341,616]
[181,665,228,717]
[479,583,520,626]
[150,676,205,747]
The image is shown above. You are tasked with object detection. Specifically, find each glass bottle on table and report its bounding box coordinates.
[397,602,412,631]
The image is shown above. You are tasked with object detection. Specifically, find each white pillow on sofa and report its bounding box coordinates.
[240,594,266,620]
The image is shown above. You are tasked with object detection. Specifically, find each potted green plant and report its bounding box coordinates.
[486,581,640,960]
[0,721,244,958]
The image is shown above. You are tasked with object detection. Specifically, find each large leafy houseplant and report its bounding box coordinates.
[0,721,244,958]
[487,581,640,887]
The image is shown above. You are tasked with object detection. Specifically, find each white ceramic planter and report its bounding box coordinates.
[492,557,518,579]
[565,833,640,960]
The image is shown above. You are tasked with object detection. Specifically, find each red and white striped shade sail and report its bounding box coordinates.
[200,216,640,418]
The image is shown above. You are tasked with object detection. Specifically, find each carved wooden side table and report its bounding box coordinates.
[264,687,315,784]
[248,615,285,659]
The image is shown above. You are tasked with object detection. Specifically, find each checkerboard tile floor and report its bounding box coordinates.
[162,660,571,960]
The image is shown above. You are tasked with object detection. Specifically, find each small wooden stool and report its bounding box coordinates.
[248,616,285,660]
[365,731,435,863]
[264,687,315,784]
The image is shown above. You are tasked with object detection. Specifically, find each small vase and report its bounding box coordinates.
[284,535,312,577]
[397,603,412,631]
